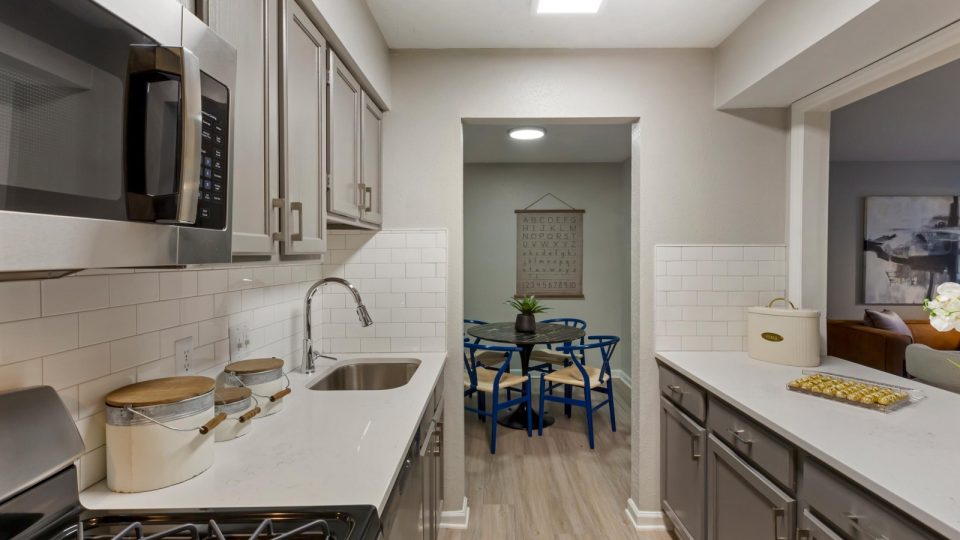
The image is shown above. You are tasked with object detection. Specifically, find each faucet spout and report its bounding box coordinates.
[303,277,373,374]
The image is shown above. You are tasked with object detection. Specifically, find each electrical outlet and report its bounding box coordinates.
[175,336,193,374]
[229,322,251,361]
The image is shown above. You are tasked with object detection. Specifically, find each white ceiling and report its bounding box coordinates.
[463,122,632,164]
[364,0,766,49]
[831,58,960,162]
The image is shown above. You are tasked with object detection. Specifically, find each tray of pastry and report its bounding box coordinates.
[786,371,925,413]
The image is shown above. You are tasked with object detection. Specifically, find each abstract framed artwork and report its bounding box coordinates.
[863,195,960,304]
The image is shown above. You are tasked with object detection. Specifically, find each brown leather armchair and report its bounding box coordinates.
[827,320,960,375]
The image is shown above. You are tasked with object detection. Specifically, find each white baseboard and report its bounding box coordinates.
[439,497,470,529]
[612,369,632,389]
[625,498,666,531]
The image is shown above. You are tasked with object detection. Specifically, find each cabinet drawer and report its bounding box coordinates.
[800,459,939,540]
[707,396,795,489]
[659,364,706,423]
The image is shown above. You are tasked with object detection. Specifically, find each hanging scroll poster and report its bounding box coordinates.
[515,209,584,298]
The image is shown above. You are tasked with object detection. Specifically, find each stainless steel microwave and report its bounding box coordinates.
[0,0,236,279]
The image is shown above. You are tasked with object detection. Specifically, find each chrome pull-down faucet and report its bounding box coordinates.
[303,277,373,374]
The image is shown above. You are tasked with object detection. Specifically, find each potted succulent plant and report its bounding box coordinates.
[507,295,550,333]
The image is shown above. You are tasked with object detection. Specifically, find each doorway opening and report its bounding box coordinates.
[452,118,646,538]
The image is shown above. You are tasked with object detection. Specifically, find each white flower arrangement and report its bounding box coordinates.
[923,282,960,370]
[923,282,960,332]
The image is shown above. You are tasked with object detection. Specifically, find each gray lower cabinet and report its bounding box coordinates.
[661,397,706,540]
[382,380,444,540]
[798,509,842,540]
[706,434,795,540]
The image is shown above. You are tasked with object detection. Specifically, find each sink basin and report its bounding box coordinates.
[307,359,420,391]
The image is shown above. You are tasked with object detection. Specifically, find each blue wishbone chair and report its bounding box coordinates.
[529,318,587,394]
[464,318,507,368]
[463,342,532,453]
[538,335,619,449]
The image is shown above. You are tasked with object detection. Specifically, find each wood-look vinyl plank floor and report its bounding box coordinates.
[440,381,672,540]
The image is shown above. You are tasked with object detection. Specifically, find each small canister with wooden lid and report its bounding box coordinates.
[223,358,291,417]
[105,376,225,493]
[213,387,260,442]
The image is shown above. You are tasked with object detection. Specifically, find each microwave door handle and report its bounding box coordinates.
[172,47,202,225]
[126,46,202,224]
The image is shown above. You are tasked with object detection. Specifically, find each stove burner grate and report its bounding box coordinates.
[98,518,331,540]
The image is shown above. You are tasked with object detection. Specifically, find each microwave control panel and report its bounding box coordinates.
[196,73,229,230]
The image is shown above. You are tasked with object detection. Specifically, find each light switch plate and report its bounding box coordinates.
[229,322,250,361]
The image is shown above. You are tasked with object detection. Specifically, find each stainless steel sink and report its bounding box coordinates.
[307,360,420,391]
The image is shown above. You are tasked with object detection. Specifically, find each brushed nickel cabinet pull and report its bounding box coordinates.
[290,201,303,241]
[364,186,373,212]
[667,384,683,394]
[772,508,786,540]
[797,530,811,540]
[691,434,701,460]
[728,428,754,446]
[845,513,889,540]
[270,198,284,241]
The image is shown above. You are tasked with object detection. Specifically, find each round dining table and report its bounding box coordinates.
[467,322,585,430]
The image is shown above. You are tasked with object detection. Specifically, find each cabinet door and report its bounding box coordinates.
[798,509,843,540]
[661,398,706,540]
[204,0,280,256]
[706,435,795,540]
[359,92,383,225]
[327,51,362,220]
[279,0,326,254]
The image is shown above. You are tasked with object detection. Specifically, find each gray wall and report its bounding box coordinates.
[827,161,960,320]
[463,162,632,376]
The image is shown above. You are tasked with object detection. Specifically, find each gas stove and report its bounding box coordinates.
[0,387,379,540]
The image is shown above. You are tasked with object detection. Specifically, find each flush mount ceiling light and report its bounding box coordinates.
[535,0,604,14]
[508,127,546,140]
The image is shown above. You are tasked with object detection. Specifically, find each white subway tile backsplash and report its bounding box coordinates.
[159,271,198,300]
[43,344,110,389]
[42,276,108,316]
[0,358,42,391]
[0,281,40,323]
[136,301,180,333]
[713,246,743,260]
[0,229,446,491]
[78,369,136,418]
[681,246,713,261]
[656,244,785,353]
[109,273,159,307]
[726,261,758,276]
[110,333,159,372]
[0,314,78,365]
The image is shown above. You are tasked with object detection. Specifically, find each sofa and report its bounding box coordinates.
[827,319,960,375]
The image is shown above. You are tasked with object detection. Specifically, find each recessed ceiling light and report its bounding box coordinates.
[509,127,546,140]
[535,0,604,15]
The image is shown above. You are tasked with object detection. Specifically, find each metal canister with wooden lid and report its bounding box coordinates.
[105,376,224,493]
[223,358,291,417]
[213,387,259,442]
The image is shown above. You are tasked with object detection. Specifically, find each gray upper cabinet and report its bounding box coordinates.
[360,93,383,225]
[279,0,327,255]
[203,0,280,256]
[661,398,706,540]
[327,51,362,221]
[706,435,795,540]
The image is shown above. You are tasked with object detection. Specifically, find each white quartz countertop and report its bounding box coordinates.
[656,351,960,539]
[80,352,446,514]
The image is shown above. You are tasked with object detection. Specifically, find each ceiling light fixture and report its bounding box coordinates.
[509,127,546,140]
[535,0,604,15]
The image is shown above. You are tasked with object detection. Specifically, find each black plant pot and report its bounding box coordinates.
[515,314,536,333]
